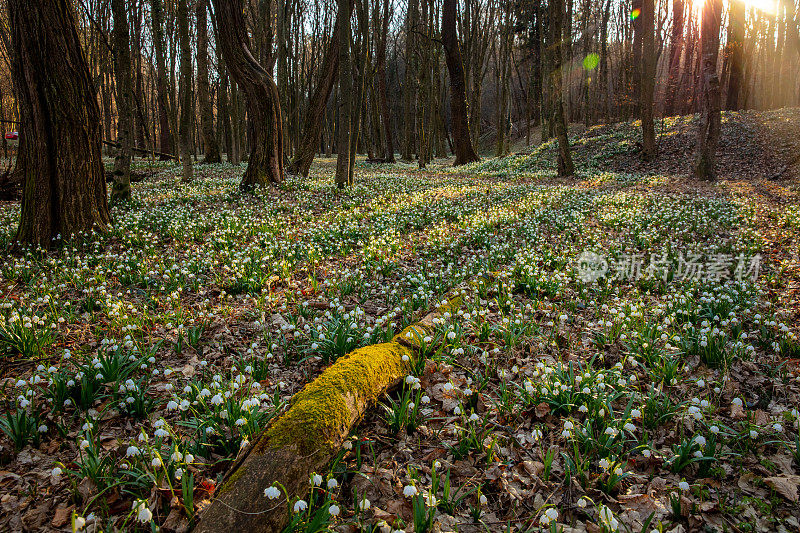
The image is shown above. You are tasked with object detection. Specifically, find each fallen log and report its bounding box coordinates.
[101,139,178,160]
[193,297,461,533]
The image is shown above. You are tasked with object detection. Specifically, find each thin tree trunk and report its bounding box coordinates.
[533,0,543,129]
[416,0,432,169]
[151,0,174,158]
[197,0,222,163]
[377,0,395,162]
[288,10,341,177]
[442,0,479,165]
[9,0,111,247]
[664,0,685,116]
[111,0,133,201]
[401,0,418,161]
[177,0,193,181]
[219,62,232,161]
[335,0,354,187]
[771,5,786,107]
[496,4,511,157]
[694,0,722,181]
[639,0,657,159]
[548,0,575,177]
[131,2,150,155]
[348,0,370,184]
[724,0,745,110]
[277,0,290,158]
[0,84,6,160]
[230,82,242,165]
[598,0,612,122]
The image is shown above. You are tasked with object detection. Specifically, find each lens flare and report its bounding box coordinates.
[742,0,777,14]
[630,8,641,20]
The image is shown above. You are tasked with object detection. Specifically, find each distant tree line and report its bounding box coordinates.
[0,0,797,244]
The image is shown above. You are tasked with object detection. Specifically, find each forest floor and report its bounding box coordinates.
[0,109,799,533]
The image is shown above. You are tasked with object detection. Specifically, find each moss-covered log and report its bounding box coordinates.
[193,341,412,532]
[194,299,460,533]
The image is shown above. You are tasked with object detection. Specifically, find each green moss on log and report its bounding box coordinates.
[436,295,463,315]
[218,463,247,495]
[257,342,413,455]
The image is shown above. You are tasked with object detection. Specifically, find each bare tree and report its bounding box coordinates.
[401,0,418,161]
[442,0,479,165]
[376,0,395,162]
[724,0,745,110]
[639,0,657,159]
[213,0,285,187]
[111,0,134,200]
[335,0,353,187]
[694,0,722,180]
[288,10,341,177]
[547,0,574,177]
[151,0,175,158]
[177,0,194,181]
[664,0,685,116]
[197,0,221,163]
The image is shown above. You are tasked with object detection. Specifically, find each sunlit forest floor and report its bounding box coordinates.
[1,109,799,532]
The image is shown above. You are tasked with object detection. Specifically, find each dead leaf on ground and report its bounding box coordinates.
[764,475,800,502]
[51,505,75,528]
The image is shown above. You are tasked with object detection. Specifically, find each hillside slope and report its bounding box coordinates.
[473,108,800,181]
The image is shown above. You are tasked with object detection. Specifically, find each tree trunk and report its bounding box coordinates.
[694,0,722,181]
[212,0,285,187]
[277,0,290,158]
[197,0,222,164]
[532,0,543,128]
[771,4,786,108]
[597,0,612,122]
[496,4,511,157]
[0,84,7,160]
[111,0,133,201]
[348,0,370,184]
[377,0,395,162]
[535,0,545,134]
[288,10,341,177]
[664,0,685,116]
[442,0,479,165]
[230,83,242,165]
[219,63,232,161]
[335,0,354,187]
[9,0,111,247]
[724,0,745,110]
[548,0,575,177]
[131,2,150,155]
[151,0,174,159]
[415,0,432,169]
[401,0,418,161]
[177,0,193,182]
[639,0,657,159]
